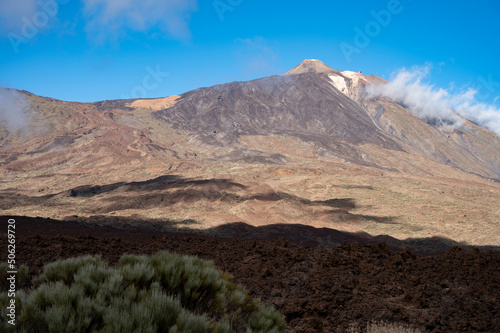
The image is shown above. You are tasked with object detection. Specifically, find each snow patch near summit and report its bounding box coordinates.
[328,74,348,94]
[328,71,367,102]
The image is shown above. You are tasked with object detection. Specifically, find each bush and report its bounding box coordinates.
[0,252,286,332]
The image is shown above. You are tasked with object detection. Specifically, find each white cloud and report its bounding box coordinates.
[367,66,500,136]
[0,0,38,35]
[82,0,198,43]
[0,88,30,130]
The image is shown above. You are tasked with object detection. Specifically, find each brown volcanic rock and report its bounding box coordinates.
[2,216,498,332]
[285,59,343,76]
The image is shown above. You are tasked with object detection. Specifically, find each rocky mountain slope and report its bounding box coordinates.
[1,60,499,248]
[154,59,500,180]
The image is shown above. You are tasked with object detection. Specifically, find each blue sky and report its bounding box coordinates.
[1,0,499,105]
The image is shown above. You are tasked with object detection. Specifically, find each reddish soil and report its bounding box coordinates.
[1,216,499,332]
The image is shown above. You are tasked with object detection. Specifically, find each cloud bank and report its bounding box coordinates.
[83,0,198,43]
[0,88,30,130]
[367,66,500,136]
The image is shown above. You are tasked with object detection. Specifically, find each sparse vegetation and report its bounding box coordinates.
[0,252,286,332]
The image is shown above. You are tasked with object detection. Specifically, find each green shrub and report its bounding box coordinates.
[0,251,286,332]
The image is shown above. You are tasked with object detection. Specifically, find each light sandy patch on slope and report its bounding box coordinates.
[127,95,181,111]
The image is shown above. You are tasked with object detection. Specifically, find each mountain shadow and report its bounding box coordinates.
[0,175,373,220]
[1,216,498,256]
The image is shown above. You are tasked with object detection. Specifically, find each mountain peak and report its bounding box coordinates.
[284,59,338,75]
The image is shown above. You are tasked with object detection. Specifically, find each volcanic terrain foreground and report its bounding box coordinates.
[2,216,498,333]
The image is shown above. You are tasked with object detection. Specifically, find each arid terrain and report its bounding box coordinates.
[1,62,499,246]
[1,60,499,331]
[1,216,498,332]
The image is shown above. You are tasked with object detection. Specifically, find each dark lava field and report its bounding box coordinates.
[1,216,499,332]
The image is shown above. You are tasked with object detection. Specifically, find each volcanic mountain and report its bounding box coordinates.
[154,59,500,179]
[1,59,499,249]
